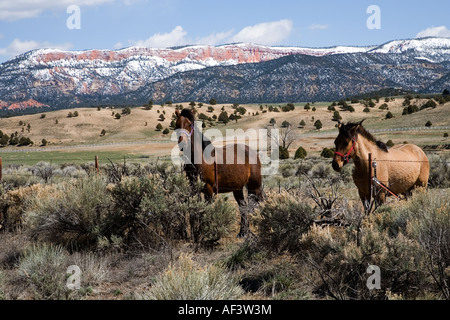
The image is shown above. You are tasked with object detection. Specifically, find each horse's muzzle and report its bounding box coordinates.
[331,160,341,172]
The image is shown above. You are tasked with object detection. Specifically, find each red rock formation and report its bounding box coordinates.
[0,99,49,110]
[35,44,305,65]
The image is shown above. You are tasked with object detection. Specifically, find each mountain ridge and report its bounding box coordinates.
[1,37,450,113]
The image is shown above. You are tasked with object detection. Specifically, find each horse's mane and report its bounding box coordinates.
[345,122,389,152]
[180,108,212,150]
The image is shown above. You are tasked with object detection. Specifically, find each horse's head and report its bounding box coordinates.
[175,108,195,148]
[332,120,364,172]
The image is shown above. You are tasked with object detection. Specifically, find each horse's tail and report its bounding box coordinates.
[417,147,430,188]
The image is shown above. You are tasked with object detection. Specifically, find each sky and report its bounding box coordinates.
[0,0,450,62]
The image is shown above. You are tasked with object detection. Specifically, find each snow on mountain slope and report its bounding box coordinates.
[369,37,450,62]
[0,37,449,110]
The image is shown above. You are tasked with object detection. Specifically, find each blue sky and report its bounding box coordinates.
[0,0,450,62]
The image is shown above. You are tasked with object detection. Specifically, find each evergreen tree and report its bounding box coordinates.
[314,120,322,130]
[321,148,334,158]
[294,146,307,159]
[218,111,229,124]
[332,111,342,121]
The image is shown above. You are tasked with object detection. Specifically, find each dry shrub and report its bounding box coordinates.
[17,243,69,300]
[255,191,315,254]
[144,254,243,300]
[16,242,110,300]
[295,189,449,300]
[297,220,424,300]
[24,176,112,249]
[0,184,56,231]
[249,180,450,300]
[117,173,236,249]
[19,172,235,251]
[427,153,450,188]
[397,189,450,299]
[68,252,109,288]
[0,270,5,300]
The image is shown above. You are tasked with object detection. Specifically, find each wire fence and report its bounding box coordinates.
[297,125,450,137]
[0,123,448,182]
[0,152,448,182]
[0,139,174,153]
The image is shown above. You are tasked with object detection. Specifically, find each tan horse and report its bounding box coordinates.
[332,120,429,205]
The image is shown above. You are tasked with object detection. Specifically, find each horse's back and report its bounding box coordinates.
[217,143,260,166]
[213,143,261,190]
[386,144,429,192]
[389,144,429,163]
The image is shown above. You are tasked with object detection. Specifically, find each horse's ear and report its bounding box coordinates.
[332,119,342,129]
[349,123,360,135]
[351,119,365,134]
[175,109,180,117]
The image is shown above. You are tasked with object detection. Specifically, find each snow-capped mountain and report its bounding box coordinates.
[369,37,450,62]
[0,37,449,111]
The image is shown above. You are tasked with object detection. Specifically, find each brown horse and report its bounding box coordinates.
[175,108,263,237]
[332,120,429,205]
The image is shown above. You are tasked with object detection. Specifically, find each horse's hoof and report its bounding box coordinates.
[237,232,247,239]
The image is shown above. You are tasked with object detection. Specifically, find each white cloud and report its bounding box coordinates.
[307,24,328,30]
[131,26,233,48]
[195,30,234,46]
[0,0,113,21]
[128,19,294,49]
[113,42,124,49]
[416,26,450,38]
[133,26,188,48]
[231,20,293,45]
[0,38,73,58]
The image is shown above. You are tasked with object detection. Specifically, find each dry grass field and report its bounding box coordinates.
[0,97,448,164]
[0,96,449,301]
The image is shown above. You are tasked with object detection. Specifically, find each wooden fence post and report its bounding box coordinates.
[95,155,99,175]
[0,157,2,181]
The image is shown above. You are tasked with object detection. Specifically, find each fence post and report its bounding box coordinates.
[95,155,99,175]
[368,153,372,203]
[0,157,2,181]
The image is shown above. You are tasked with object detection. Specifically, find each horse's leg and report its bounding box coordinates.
[233,189,248,238]
[358,189,373,213]
[247,164,264,203]
[203,183,215,203]
[375,191,386,206]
